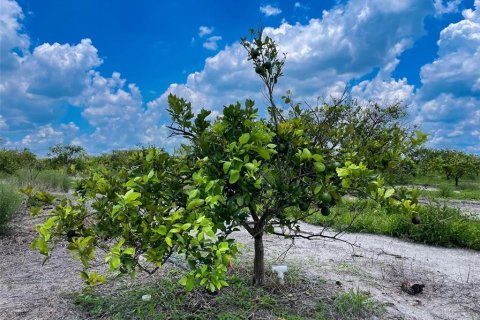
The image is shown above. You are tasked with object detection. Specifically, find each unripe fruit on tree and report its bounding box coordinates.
[321,207,330,216]
[67,229,76,239]
[251,49,260,59]
[263,61,272,70]
[320,192,332,204]
[299,202,309,211]
[255,65,263,74]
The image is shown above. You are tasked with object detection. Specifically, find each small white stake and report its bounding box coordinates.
[272,265,288,285]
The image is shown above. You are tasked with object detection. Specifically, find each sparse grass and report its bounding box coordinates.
[421,188,480,201]
[71,264,384,320]
[315,288,384,320]
[306,200,480,250]
[0,182,23,234]
[3,168,72,192]
[35,169,71,192]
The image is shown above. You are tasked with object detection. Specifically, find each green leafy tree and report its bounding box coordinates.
[434,150,478,186]
[415,148,480,186]
[48,144,86,173]
[31,29,419,290]
[283,93,427,184]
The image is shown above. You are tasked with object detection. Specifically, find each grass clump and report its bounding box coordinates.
[0,182,23,234]
[10,169,71,192]
[315,288,384,320]
[306,200,480,250]
[71,264,384,320]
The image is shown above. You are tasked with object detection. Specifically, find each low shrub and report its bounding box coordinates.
[0,182,23,234]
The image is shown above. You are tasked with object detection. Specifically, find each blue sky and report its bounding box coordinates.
[0,0,479,155]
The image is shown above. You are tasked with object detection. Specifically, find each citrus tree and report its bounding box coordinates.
[31,29,419,290]
[431,149,478,186]
[293,97,427,184]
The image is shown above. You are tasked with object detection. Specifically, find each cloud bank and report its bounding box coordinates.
[1,0,478,154]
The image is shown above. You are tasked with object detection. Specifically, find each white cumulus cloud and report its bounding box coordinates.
[415,1,480,152]
[260,4,282,17]
[198,26,214,37]
[202,36,222,50]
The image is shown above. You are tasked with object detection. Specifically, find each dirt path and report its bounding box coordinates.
[1,211,479,319]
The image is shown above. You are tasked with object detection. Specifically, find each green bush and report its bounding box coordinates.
[0,182,23,234]
[0,148,38,174]
[307,200,480,250]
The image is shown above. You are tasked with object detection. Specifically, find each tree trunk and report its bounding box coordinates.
[253,233,265,286]
[455,176,459,187]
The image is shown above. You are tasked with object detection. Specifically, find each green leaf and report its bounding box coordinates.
[314,162,326,172]
[223,161,231,174]
[111,255,121,270]
[80,271,89,281]
[165,237,173,247]
[336,167,349,177]
[341,179,351,189]
[229,170,240,184]
[147,170,154,179]
[384,188,395,199]
[188,189,201,200]
[123,189,141,203]
[236,196,244,206]
[239,133,250,145]
[155,225,168,235]
[186,275,195,292]
[244,162,255,171]
[256,148,271,160]
[300,148,312,161]
[179,277,187,286]
[186,198,205,211]
[123,247,135,256]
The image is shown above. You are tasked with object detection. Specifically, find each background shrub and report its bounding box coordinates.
[306,200,480,250]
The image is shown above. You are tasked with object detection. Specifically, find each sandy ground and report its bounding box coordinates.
[233,224,480,320]
[1,203,480,320]
[0,212,85,320]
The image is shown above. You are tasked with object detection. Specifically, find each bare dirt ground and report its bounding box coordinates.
[1,205,480,320]
[233,224,480,320]
[0,211,85,320]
